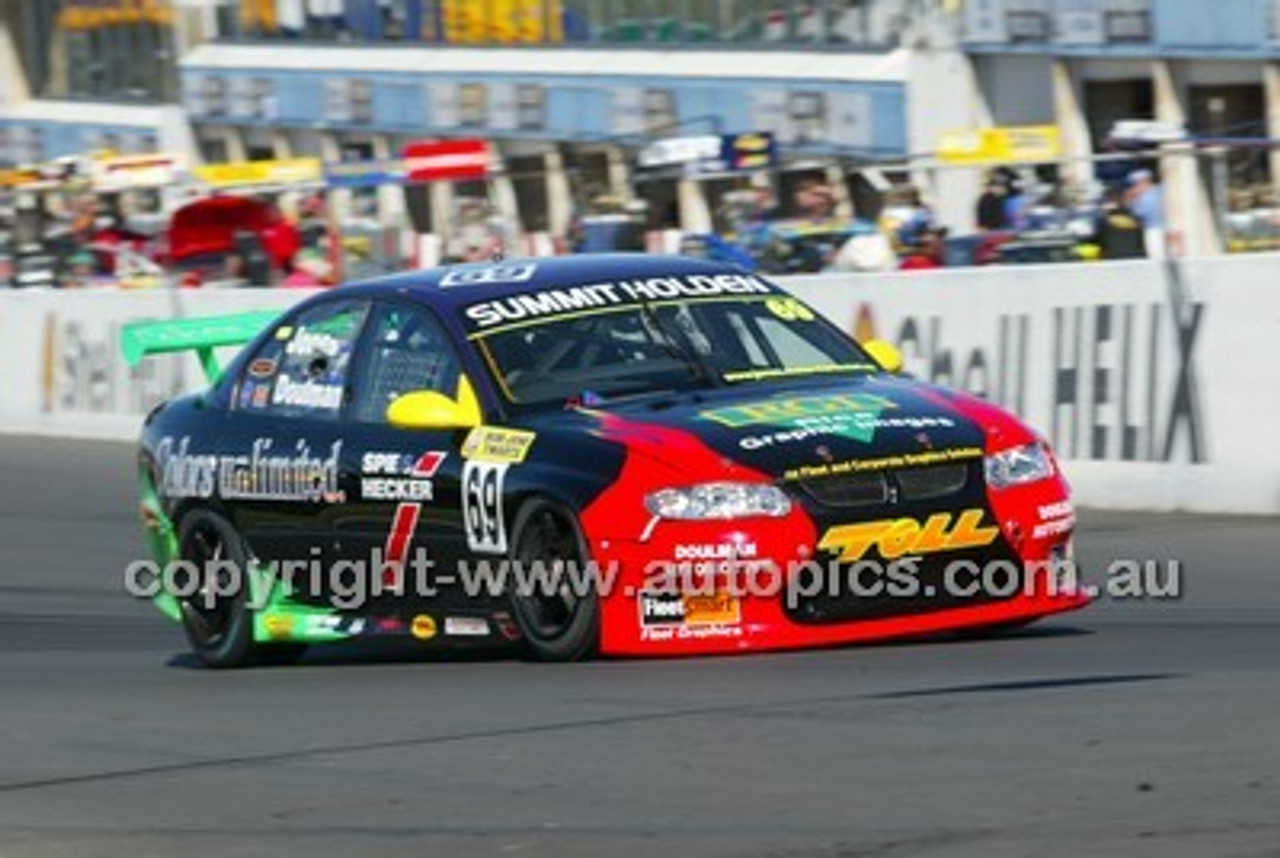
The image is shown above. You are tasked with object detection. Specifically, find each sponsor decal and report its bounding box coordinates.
[763,297,816,322]
[462,460,508,554]
[361,478,434,502]
[376,452,447,592]
[463,273,775,331]
[274,325,294,340]
[284,330,341,358]
[739,416,957,452]
[702,393,897,444]
[492,611,522,642]
[264,615,294,640]
[410,614,438,641]
[444,616,491,637]
[722,364,873,384]
[360,451,446,503]
[156,436,344,503]
[374,616,407,635]
[784,446,983,481]
[461,426,536,463]
[1038,501,1073,520]
[305,615,367,637]
[248,358,277,378]
[673,542,758,561]
[639,590,741,627]
[251,385,271,409]
[272,375,343,410]
[440,262,537,288]
[818,509,999,563]
[1033,500,1076,540]
[638,590,743,642]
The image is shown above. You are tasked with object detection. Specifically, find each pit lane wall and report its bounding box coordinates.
[1,256,1277,513]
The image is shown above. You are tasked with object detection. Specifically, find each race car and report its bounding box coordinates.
[122,254,1088,667]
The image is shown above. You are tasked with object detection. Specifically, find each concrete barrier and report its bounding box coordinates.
[1,255,1277,512]
[0,287,311,440]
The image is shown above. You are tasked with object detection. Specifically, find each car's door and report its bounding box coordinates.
[335,298,473,612]
[223,296,371,594]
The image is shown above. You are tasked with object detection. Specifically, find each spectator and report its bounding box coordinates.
[792,178,836,220]
[899,227,948,271]
[1127,169,1164,229]
[976,176,1010,231]
[1003,175,1029,231]
[1093,188,1147,260]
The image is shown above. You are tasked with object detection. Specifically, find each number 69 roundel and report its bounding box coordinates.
[463,460,508,554]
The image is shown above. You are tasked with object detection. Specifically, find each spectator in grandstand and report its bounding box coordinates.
[879,185,936,253]
[1001,170,1030,231]
[976,175,1011,231]
[899,226,948,271]
[1126,169,1164,229]
[281,249,329,288]
[1093,187,1147,260]
[793,178,837,220]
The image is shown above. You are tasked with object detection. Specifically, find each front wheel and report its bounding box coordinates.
[507,500,599,662]
[176,509,305,669]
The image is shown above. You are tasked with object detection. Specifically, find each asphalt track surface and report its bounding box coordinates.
[0,435,1277,858]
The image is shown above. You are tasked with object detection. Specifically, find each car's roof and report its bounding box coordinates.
[338,253,764,310]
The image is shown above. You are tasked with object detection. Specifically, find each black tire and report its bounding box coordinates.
[176,509,306,669]
[507,500,599,662]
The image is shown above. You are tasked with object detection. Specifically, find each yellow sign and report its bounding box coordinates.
[937,125,1061,166]
[818,509,1000,563]
[194,158,322,188]
[462,427,537,463]
[442,0,563,44]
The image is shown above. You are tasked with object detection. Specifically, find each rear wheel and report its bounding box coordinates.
[177,509,305,669]
[507,500,599,662]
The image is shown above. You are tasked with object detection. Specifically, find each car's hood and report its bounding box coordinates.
[528,373,992,483]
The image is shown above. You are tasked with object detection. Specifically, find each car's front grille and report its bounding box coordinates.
[894,463,969,502]
[797,472,888,508]
[795,462,971,509]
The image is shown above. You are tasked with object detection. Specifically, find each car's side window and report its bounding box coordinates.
[235,299,369,420]
[349,302,462,425]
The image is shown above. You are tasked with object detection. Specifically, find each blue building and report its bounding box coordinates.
[959,0,1280,252]
[2,1,926,247]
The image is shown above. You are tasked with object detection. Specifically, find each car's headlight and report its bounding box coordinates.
[984,443,1055,489]
[644,482,793,520]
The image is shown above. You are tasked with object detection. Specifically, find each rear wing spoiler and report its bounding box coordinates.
[120,311,280,384]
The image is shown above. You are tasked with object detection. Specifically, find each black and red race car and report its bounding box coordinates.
[123,254,1088,667]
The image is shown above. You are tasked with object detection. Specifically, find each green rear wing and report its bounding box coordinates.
[121,311,280,384]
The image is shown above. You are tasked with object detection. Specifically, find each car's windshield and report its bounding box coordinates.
[473,295,876,406]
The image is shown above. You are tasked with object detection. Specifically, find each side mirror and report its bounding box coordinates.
[862,339,904,374]
[386,375,482,430]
